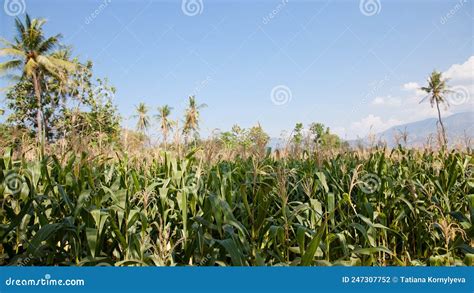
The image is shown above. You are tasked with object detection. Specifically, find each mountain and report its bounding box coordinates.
[267,112,473,149]
[358,112,474,147]
[268,137,287,150]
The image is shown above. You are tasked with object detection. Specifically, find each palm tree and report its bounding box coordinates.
[0,14,76,150]
[134,102,150,134]
[183,96,207,144]
[155,105,174,147]
[420,70,451,146]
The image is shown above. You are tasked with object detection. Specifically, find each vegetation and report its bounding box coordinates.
[0,15,472,267]
[134,102,150,135]
[183,96,207,144]
[0,15,76,153]
[0,147,472,266]
[155,105,174,148]
[420,71,451,146]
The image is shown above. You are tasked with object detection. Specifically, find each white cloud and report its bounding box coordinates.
[372,97,385,105]
[443,56,474,111]
[444,56,474,81]
[402,82,425,97]
[403,82,420,91]
[371,95,402,106]
[350,115,402,138]
[346,56,474,139]
[332,126,347,138]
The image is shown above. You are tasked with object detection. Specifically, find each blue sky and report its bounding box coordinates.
[1,0,473,139]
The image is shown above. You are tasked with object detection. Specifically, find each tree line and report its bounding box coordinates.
[0,14,455,156]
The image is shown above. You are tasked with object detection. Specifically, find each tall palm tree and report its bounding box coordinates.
[0,14,76,150]
[155,105,174,147]
[420,70,450,146]
[183,96,207,144]
[134,102,150,134]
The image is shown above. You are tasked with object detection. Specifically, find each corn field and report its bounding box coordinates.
[0,147,473,266]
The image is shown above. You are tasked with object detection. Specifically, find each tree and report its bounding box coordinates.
[309,122,325,145]
[420,70,450,146]
[308,122,344,150]
[183,96,207,143]
[292,123,304,145]
[59,78,121,146]
[5,79,41,134]
[292,122,304,155]
[0,14,76,151]
[247,123,269,157]
[134,102,150,134]
[219,125,251,156]
[4,53,120,150]
[156,105,174,147]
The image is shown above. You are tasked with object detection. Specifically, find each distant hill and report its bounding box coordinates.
[267,112,473,149]
[268,137,287,150]
[354,112,474,147]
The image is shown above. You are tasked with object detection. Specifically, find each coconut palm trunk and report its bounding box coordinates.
[31,70,45,154]
[435,101,447,146]
[163,130,168,150]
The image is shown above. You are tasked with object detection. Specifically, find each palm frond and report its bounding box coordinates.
[24,58,38,77]
[0,73,22,83]
[418,95,430,104]
[0,59,23,75]
[37,35,60,53]
[0,37,16,48]
[0,47,26,58]
[47,56,77,72]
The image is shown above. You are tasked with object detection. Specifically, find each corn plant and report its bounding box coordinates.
[0,147,472,266]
